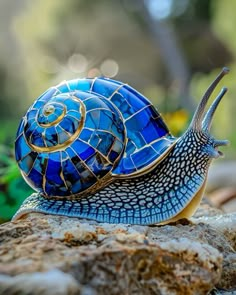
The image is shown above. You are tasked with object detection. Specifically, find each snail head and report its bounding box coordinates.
[188,67,229,158]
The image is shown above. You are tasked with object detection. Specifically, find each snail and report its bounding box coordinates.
[13,68,229,225]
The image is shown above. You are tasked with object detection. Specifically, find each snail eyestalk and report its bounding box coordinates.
[202,87,228,132]
[190,67,229,131]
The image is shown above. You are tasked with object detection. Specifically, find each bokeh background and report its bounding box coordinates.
[1,0,236,222]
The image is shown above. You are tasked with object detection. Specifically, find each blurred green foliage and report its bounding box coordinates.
[0,0,236,221]
[0,145,33,222]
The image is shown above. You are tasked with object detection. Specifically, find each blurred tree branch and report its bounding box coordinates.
[139,0,194,112]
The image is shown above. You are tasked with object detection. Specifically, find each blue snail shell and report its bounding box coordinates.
[15,77,175,198]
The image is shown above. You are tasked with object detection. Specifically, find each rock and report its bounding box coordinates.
[0,206,235,295]
[0,269,81,295]
[208,187,236,213]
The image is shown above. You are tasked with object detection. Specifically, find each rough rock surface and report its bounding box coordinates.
[0,202,235,295]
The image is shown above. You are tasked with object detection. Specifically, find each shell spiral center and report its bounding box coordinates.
[25,94,85,152]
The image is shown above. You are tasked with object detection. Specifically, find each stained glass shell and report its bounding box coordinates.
[15,77,176,198]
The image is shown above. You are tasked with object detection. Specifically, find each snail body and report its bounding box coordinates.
[13,68,229,225]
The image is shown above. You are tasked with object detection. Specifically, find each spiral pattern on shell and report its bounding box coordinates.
[15,86,125,198]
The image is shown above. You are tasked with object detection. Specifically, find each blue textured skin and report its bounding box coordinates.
[15,77,175,199]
